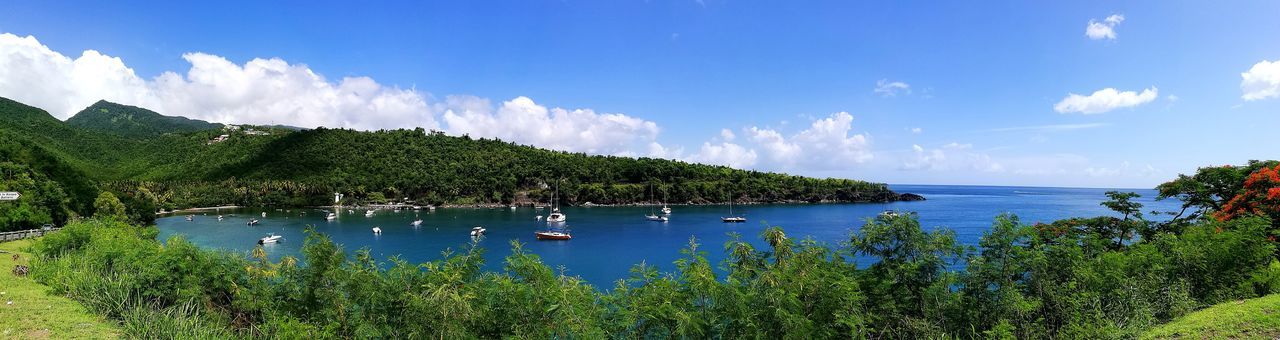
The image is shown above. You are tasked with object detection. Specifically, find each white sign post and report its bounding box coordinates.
[0,192,20,201]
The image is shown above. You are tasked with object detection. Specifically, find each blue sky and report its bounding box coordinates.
[1,1,1277,188]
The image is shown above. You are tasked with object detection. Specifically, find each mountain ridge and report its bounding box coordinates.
[65,100,222,137]
[0,97,909,212]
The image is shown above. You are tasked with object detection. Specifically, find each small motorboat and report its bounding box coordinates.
[878,210,900,218]
[536,215,544,221]
[661,206,672,215]
[372,226,382,234]
[217,215,224,221]
[261,212,267,218]
[646,214,669,222]
[470,226,487,237]
[535,230,571,240]
[325,212,337,221]
[411,219,423,227]
[258,233,282,244]
[365,210,375,217]
[510,205,517,210]
[185,215,194,221]
[247,219,260,226]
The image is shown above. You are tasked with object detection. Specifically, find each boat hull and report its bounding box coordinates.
[535,232,571,240]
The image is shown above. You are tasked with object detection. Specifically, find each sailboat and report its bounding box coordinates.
[721,194,746,223]
[659,185,672,215]
[645,184,668,222]
[546,180,566,223]
[535,226,572,240]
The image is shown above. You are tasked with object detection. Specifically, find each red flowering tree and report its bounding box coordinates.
[1215,164,1280,223]
[1215,164,1280,248]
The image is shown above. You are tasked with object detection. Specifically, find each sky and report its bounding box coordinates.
[0,1,1277,189]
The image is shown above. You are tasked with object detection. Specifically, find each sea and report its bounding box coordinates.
[156,184,1183,288]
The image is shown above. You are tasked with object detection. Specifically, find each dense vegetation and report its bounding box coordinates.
[65,100,222,138]
[0,97,902,230]
[21,161,1280,338]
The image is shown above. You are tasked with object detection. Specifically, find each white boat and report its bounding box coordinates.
[546,180,567,223]
[365,210,375,217]
[325,212,337,221]
[878,210,900,218]
[721,196,746,223]
[661,206,672,215]
[411,219,423,227]
[371,227,382,234]
[536,215,544,221]
[261,212,267,218]
[185,215,194,221]
[247,219,260,225]
[645,184,668,222]
[470,226,487,237]
[257,233,282,244]
[547,209,566,223]
[510,205,517,210]
[217,215,224,221]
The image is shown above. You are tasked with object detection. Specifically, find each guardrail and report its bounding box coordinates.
[0,228,60,242]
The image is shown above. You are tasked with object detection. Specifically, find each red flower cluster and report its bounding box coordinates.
[1216,165,1280,222]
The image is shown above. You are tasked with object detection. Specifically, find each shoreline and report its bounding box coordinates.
[157,205,241,215]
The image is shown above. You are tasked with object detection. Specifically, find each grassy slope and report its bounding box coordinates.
[0,239,120,339]
[1143,294,1280,339]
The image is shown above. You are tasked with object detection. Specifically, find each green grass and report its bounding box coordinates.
[1143,294,1280,339]
[0,239,120,339]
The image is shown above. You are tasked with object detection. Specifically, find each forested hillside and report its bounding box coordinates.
[0,97,906,229]
[66,100,222,137]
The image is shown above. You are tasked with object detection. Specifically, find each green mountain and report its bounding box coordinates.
[1,97,910,225]
[66,100,222,137]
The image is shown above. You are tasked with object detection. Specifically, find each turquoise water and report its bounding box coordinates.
[157,185,1182,287]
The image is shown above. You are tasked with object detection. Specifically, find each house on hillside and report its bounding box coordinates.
[207,134,230,144]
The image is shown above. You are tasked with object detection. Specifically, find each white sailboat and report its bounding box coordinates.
[547,180,566,223]
[721,194,746,223]
[645,184,668,222]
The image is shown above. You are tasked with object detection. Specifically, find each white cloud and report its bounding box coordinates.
[719,128,736,141]
[688,142,757,169]
[747,112,873,170]
[1084,161,1159,178]
[874,79,910,97]
[901,142,1002,172]
[1053,87,1158,114]
[1241,59,1280,101]
[688,112,873,171]
[0,32,670,157]
[0,33,436,130]
[910,127,922,134]
[1085,14,1125,40]
[441,95,660,155]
